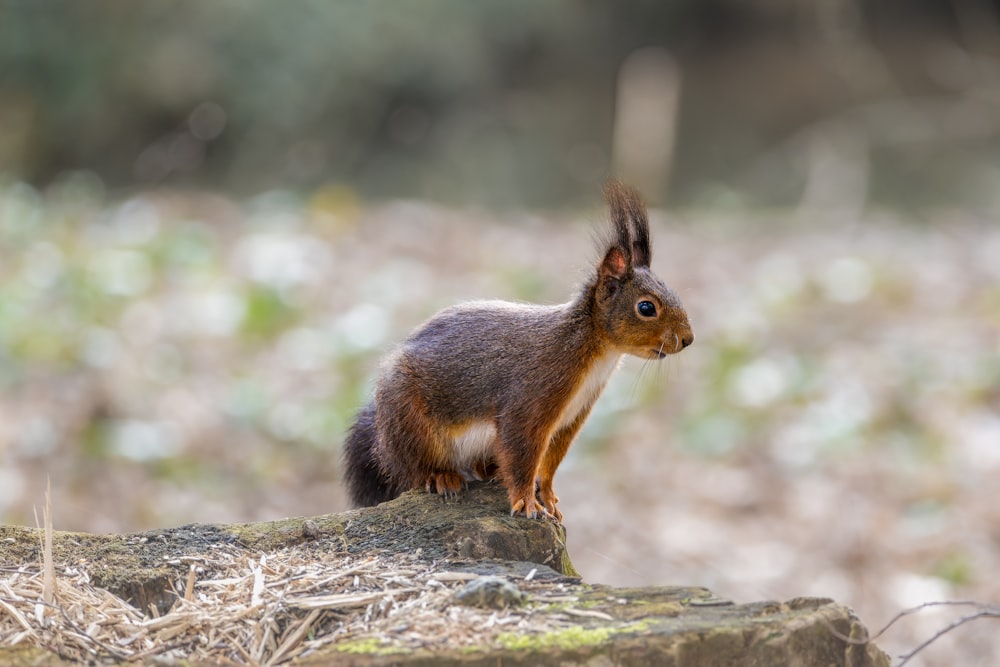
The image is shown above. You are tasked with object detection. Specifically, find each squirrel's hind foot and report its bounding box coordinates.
[425,471,465,498]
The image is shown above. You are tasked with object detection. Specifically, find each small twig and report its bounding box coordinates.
[184,563,197,602]
[876,600,992,644]
[820,600,1000,666]
[43,478,56,605]
[897,608,1000,666]
[563,607,614,621]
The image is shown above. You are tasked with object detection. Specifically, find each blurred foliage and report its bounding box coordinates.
[3,1,1000,209]
[0,1,617,204]
[242,286,301,340]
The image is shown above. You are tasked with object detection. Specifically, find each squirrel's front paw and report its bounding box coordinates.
[425,471,464,498]
[509,496,545,519]
[509,487,552,520]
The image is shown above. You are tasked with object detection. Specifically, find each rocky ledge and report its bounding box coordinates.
[0,482,888,666]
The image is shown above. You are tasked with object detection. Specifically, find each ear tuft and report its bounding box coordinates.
[603,179,651,268]
[603,180,633,262]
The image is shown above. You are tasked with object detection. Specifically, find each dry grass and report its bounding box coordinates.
[0,544,588,664]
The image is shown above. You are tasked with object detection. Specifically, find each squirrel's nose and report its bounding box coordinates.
[680,332,694,349]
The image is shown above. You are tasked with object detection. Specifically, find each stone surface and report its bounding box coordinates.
[0,482,889,666]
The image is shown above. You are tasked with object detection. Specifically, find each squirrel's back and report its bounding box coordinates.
[403,300,580,372]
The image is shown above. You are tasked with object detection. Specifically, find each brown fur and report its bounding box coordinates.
[343,180,694,520]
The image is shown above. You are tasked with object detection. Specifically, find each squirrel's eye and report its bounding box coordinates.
[637,300,657,318]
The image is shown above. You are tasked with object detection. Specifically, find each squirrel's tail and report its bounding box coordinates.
[343,402,400,507]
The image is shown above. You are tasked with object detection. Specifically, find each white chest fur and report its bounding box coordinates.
[557,353,622,430]
[451,421,498,466]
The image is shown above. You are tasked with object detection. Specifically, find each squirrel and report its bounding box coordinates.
[342,179,694,521]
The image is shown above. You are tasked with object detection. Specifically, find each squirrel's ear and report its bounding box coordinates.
[600,247,628,281]
[604,178,652,269]
[603,179,634,270]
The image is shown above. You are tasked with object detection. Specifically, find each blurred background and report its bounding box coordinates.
[2,1,999,664]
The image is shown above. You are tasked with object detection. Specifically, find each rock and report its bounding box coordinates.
[452,575,526,609]
[0,482,890,666]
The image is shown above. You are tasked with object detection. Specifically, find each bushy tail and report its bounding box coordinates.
[342,402,400,507]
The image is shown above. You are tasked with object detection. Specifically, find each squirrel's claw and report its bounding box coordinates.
[540,499,562,523]
[425,471,464,498]
[537,483,563,522]
[509,495,550,520]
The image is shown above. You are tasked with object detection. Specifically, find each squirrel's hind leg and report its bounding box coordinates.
[427,456,498,499]
[375,378,468,498]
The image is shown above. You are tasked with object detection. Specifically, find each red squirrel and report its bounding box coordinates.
[343,180,693,521]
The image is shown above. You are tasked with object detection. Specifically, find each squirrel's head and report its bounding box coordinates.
[593,180,694,360]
